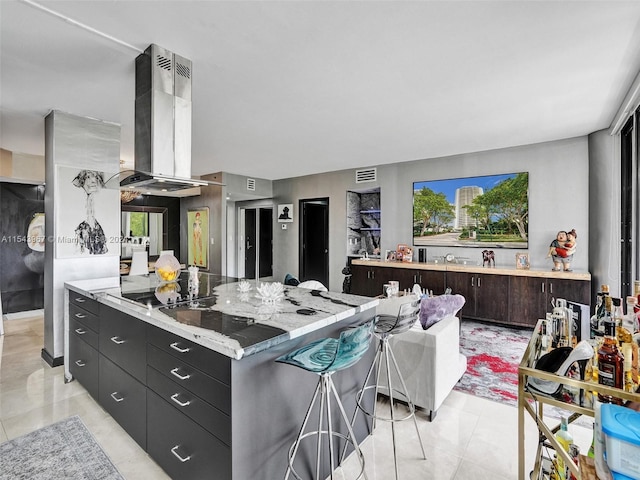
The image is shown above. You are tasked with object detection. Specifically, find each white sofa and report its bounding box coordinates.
[376,296,467,421]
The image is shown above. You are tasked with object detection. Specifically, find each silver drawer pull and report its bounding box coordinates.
[75,360,86,367]
[110,392,124,402]
[170,342,191,353]
[170,368,191,381]
[74,313,87,319]
[170,393,191,407]
[170,445,191,463]
[75,297,86,303]
[110,336,125,345]
[75,328,86,335]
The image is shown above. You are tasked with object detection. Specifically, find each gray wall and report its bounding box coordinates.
[272,136,590,292]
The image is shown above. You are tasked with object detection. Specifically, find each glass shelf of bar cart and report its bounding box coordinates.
[518,319,640,480]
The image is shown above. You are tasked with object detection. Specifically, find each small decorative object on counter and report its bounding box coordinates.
[482,250,495,267]
[237,279,252,293]
[154,253,181,283]
[548,229,577,272]
[516,252,529,270]
[256,282,285,304]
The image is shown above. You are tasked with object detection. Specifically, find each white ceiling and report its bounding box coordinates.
[2,1,640,181]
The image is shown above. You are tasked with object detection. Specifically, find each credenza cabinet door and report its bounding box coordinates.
[350,265,388,296]
[444,271,475,318]
[473,273,510,323]
[509,276,548,327]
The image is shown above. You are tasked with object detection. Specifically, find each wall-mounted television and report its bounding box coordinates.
[413,172,528,249]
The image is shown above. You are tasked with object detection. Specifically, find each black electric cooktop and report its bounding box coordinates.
[158,302,287,348]
[118,272,236,308]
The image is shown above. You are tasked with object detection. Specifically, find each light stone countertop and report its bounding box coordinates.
[66,274,378,360]
[351,259,591,280]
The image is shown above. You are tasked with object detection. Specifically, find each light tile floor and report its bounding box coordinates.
[0,313,593,479]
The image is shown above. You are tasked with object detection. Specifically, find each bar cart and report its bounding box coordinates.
[518,319,640,480]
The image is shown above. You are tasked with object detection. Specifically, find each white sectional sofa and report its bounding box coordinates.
[375,296,467,421]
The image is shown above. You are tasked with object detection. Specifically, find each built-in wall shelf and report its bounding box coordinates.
[347,188,381,258]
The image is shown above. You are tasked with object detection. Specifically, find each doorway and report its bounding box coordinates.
[239,207,273,280]
[300,198,329,287]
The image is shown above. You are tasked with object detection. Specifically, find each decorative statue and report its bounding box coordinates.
[547,229,577,272]
[482,250,495,267]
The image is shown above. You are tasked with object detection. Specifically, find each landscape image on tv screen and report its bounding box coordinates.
[413,172,528,249]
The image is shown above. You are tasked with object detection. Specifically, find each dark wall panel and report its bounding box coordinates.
[0,183,45,313]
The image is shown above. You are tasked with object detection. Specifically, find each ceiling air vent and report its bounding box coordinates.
[247,178,256,191]
[355,168,377,184]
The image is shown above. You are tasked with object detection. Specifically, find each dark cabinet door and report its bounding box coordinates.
[395,268,446,295]
[350,265,370,296]
[509,276,547,327]
[350,265,387,296]
[474,273,509,323]
[394,268,417,292]
[69,336,99,400]
[99,305,147,383]
[445,271,475,318]
[547,278,590,305]
[147,391,231,480]
[99,356,146,449]
[417,269,447,295]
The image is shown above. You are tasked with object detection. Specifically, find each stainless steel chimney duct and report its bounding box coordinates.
[135,44,192,179]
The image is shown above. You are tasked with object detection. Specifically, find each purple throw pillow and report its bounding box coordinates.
[419,294,465,330]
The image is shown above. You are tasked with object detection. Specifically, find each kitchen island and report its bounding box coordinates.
[64,272,378,480]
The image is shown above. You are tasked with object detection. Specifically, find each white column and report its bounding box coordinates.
[43,111,120,365]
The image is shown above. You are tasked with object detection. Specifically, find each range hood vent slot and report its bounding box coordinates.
[247,178,256,191]
[355,168,377,183]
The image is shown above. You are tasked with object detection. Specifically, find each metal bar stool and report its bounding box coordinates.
[276,320,374,480]
[345,299,426,479]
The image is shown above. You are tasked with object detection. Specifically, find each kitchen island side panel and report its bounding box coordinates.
[230,309,376,480]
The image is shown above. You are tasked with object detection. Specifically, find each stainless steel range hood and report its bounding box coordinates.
[115,44,221,196]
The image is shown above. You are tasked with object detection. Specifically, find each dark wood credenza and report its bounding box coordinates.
[350,260,591,328]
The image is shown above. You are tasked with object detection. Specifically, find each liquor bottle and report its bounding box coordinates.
[623,343,634,393]
[597,318,624,405]
[625,296,638,333]
[555,416,573,480]
[612,297,624,328]
[590,290,605,337]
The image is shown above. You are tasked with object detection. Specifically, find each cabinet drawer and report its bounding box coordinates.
[69,336,99,400]
[147,366,231,446]
[147,325,230,385]
[147,344,231,415]
[147,391,231,480]
[70,316,99,350]
[99,356,146,449]
[69,292,100,316]
[69,303,100,334]
[99,306,146,382]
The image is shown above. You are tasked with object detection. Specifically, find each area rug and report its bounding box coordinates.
[455,320,594,427]
[0,416,124,480]
[454,320,532,407]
